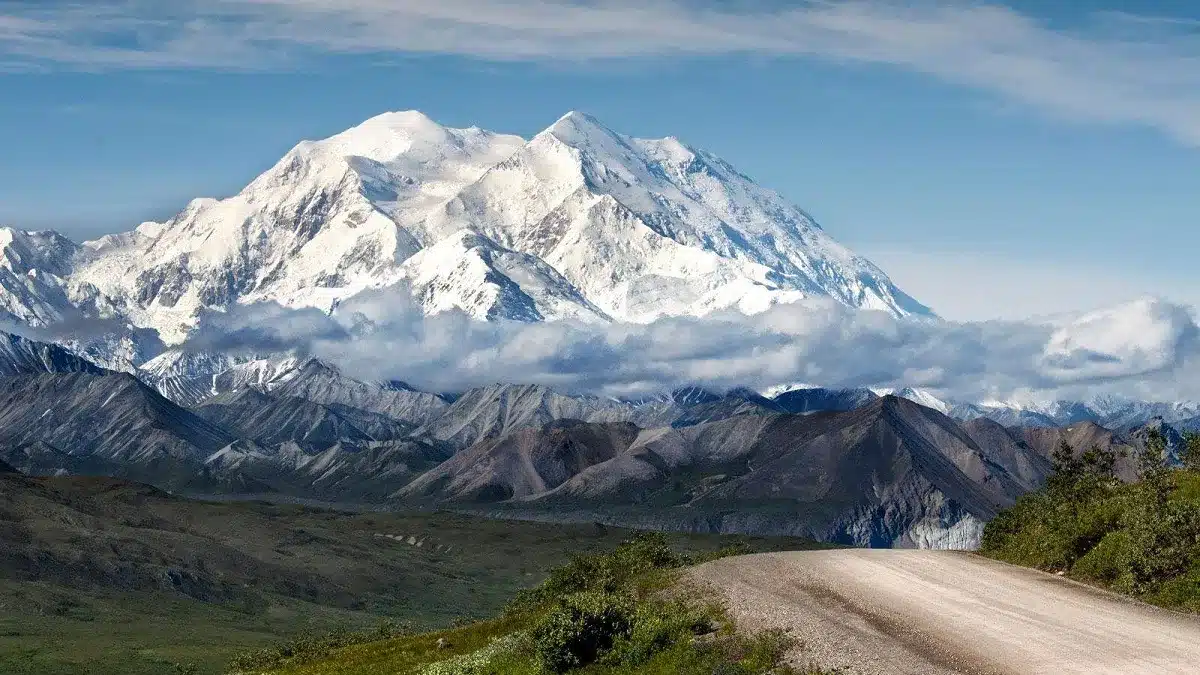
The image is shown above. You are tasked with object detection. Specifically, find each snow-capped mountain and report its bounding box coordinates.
[420,112,932,322]
[0,110,932,354]
[0,228,82,327]
[871,387,952,414]
[957,394,1200,429]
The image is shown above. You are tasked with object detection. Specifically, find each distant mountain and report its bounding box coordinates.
[203,438,452,502]
[951,396,1200,430]
[0,110,931,357]
[194,387,415,451]
[882,388,952,414]
[139,352,452,427]
[0,372,239,490]
[399,420,639,502]
[400,397,1051,549]
[269,360,451,427]
[4,351,1189,550]
[0,228,82,327]
[417,383,797,448]
[773,387,879,414]
[0,330,107,376]
[420,384,647,448]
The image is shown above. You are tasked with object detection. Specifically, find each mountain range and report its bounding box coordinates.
[0,329,1183,550]
[0,110,1189,550]
[0,110,930,361]
[1,109,1184,425]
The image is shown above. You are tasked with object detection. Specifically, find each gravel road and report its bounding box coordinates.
[690,550,1200,674]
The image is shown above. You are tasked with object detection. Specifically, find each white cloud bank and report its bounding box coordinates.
[3,1,1200,144]
[187,289,1200,402]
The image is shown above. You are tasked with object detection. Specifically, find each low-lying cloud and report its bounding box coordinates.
[3,1,1200,145]
[189,288,1200,402]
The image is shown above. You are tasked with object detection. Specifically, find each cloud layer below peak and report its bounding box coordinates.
[3,1,1200,145]
[184,289,1200,403]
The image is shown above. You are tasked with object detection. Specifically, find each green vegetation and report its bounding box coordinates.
[1,474,824,674]
[0,580,380,675]
[981,431,1200,611]
[230,534,827,675]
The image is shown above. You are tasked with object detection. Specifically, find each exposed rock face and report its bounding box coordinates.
[0,371,254,492]
[418,384,645,448]
[0,373,234,465]
[399,397,1051,549]
[0,331,108,376]
[195,387,414,451]
[271,360,451,427]
[398,420,640,502]
[203,438,452,503]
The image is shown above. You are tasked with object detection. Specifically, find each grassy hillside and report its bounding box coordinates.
[230,534,829,675]
[980,433,1200,611]
[0,473,822,674]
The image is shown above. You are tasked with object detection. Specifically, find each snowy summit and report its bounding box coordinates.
[0,110,932,349]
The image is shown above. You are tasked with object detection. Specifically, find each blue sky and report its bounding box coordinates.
[0,0,1198,320]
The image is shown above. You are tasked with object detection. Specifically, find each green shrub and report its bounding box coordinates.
[531,592,635,673]
[509,533,686,613]
[605,598,716,666]
[226,619,411,673]
[228,534,831,674]
[419,632,528,675]
[1121,495,1200,593]
[1072,530,1134,585]
[981,434,1200,611]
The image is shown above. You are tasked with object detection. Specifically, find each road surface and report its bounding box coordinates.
[690,550,1200,674]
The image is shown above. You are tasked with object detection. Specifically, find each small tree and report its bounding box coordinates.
[1138,430,1174,509]
[1181,432,1200,472]
[1047,440,1117,500]
[1139,430,1170,477]
[1047,440,1083,493]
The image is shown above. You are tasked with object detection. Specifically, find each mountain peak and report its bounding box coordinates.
[552,110,603,126]
[543,110,617,143]
[5,109,934,351]
[298,109,455,162]
[350,110,448,137]
[366,109,437,125]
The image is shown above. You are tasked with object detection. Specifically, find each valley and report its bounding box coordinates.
[0,469,819,674]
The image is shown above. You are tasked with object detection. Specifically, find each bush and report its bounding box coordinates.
[226,619,411,673]
[531,592,635,673]
[229,534,823,674]
[419,632,528,675]
[605,598,716,666]
[1121,495,1200,593]
[1072,530,1134,585]
[981,436,1200,611]
[509,533,686,613]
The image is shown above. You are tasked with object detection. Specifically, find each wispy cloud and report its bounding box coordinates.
[2,1,1200,144]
